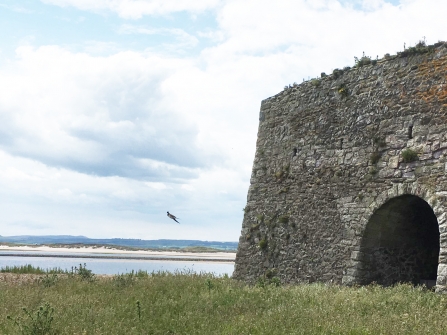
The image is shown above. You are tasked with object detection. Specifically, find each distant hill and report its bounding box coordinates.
[0,235,238,251]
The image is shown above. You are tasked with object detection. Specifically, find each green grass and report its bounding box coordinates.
[1,269,447,334]
[402,148,419,163]
[0,265,68,274]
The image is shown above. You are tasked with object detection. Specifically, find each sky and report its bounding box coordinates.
[0,0,445,241]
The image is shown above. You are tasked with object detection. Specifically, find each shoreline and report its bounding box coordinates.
[0,245,236,263]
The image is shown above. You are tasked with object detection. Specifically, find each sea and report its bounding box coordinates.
[0,250,235,277]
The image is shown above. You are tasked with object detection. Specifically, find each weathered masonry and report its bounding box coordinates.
[233,42,447,291]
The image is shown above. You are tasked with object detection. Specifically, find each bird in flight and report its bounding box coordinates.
[167,211,180,223]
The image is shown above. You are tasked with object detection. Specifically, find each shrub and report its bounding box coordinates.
[398,39,434,58]
[256,274,280,288]
[374,137,386,148]
[332,68,343,79]
[259,239,268,249]
[274,170,283,179]
[279,215,289,224]
[205,278,214,294]
[370,151,381,164]
[354,52,372,67]
[270,277,281,287]
[39,274,58,288]
[72,263,95,282]
[337,84,348,97]
[136,301,142,321]
[402,149,418,162]
[7,303,56,335]
[311,78,321,87]
[113,272,135,288]
[369,166,378,175]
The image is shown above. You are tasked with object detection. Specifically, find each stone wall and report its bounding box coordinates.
[233,42,447,291]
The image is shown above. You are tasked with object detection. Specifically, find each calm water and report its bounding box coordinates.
[0,253,235,276]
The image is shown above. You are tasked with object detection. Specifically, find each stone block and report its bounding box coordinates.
[389,156,399,168]
[437,263,447,276]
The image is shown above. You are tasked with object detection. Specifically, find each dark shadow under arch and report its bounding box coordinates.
[358,195,439,286]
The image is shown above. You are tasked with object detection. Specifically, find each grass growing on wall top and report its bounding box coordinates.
[1,269,447,334]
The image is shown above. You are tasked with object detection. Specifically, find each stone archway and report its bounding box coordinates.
[357,194,439,286]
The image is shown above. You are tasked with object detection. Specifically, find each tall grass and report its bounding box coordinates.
[1,269,447,334]
[0,264,68,274]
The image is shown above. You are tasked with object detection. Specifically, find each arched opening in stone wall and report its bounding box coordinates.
[358,195,439,287]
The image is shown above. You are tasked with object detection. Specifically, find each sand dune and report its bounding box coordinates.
[0,245,236,260]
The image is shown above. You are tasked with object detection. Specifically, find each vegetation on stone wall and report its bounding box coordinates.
[332,68,343,79]
[274,165,289,181]
[354,52,377,67]
[370,151,381,165]
[258,238,268,249]
[373,137,387,148]
[398,39,435,58]
[311,78,321,87]
[278,215,290,224]
[337,83,349,97]
[298,39,441,87]
[402,149,419,163]
[368,166,379,176]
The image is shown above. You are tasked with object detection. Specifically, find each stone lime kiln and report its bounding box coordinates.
[233,42,447,291]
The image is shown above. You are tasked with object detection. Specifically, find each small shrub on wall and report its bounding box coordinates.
[402,149,418,163]
[259,239,268,249]
[370,152,381,164]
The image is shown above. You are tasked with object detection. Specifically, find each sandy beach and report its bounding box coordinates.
[0,245,236,261]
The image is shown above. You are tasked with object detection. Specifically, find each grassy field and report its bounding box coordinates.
[1,266,447,334]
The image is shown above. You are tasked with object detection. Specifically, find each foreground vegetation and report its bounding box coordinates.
[1,266,447,334]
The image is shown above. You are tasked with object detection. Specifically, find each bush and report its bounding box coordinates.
[398,39,434,58]
[402,149,418,163]
[72,263,95,282]
[278,215,289,224]
[354,52,372,67]
[370,152,381,164]
[259,239,268,249]
[374,137,386,148]
[39,274,58,288]
[332,68,343,79]
[311,78,321,87]
[113,272,135,288]
[337,84,348,97]
[7,303,56,335]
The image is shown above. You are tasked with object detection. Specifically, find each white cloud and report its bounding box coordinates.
[118,25,199,51]
[2,0,447,241]
[0,45,207,180]
[41,0,223,19]
[0,149,243,240]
